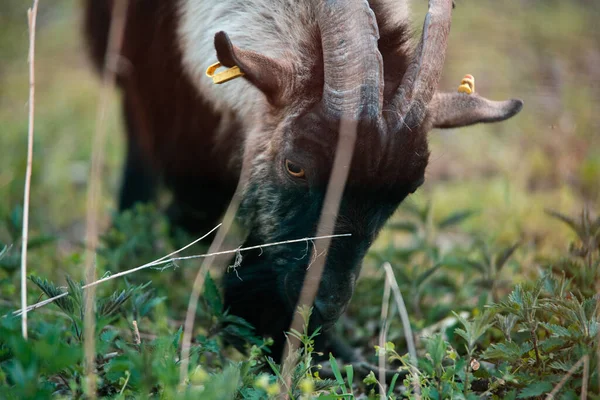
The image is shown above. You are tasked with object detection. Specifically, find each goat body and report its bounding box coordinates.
[85,0,523,360]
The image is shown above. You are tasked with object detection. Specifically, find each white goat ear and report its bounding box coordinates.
[429,92,523,129]
[214,31,294,106]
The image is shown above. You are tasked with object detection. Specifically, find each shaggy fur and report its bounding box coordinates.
[84,0,523,361]
[177,0,411,120]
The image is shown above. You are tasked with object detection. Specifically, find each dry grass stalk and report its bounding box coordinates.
[582,353,589,400]
[174,163,353,387]
[545,355,588,400]
[383,262,421,398]
[596,279,599,396]
[20,0,40,341]
[154,233,350,267]
[178,192,243,386]
[280,118,358,391]
[132,320,141,345]
[378,270,392,396]
[82,0,129,396]
[176,137,277,386]
[8,226,346,318]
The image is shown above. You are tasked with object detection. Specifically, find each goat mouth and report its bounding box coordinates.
[281,274,337,329]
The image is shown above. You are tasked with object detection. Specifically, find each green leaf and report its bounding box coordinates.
[454,328,469,344]
[472,278,495,289]
[26,235,56,250]
[539,337,567,353]
[438,255,469,271]
[545,209,585,242]
[221,314,257,330]
[344,364,353,388]
[419,201,432,224]
[30,275,74,316]
[508,285,525,309]
[438,210,478,229]
[265,357,282,377]
[328,353,346,390]
[201,364,241,400]
[549,360,582,373]
[204,271,223,317]
[464,260,487,274]
[98,286,137,318]
[481,342,522,360]
[558,389,579,400]
[425,334,447,369]
[9,205,23,233]
[172,326,183,349]
[387,373,400,398]
[362,370,377,386]
[415,264,442,289]
[133,287,165,318]
[221,324,261,348]
[503,390,518,400]
[517,381,553,398]
[452,311,494,351]
[388,221,418,233]
[65,275,84,311]
[496,242,520,273]
[540,323,572,338]
[0,245,8,260]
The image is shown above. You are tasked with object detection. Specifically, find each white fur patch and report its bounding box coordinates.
[177,0,317,121]
[176,0,412,123]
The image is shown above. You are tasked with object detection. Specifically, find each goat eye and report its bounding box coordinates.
[285,159,305,178]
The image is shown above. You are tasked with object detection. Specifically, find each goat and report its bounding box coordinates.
[84,0,523,360]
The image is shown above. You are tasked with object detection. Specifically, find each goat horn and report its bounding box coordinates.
[317,0,383,121]
[388,0,453,130]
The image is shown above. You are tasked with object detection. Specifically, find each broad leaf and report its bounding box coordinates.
[438,209,478,229]
[517,381,553,398]
[204,271,223,317]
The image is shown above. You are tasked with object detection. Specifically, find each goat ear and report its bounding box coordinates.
[429,92,523,129]
[214,31,293,105]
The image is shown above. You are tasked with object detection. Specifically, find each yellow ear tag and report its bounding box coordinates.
[458,74,475,94]
[206,62,245,84]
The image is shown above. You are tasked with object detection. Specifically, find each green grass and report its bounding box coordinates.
[0,0,599,398]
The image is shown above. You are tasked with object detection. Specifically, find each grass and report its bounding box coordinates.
[0,0,599,398]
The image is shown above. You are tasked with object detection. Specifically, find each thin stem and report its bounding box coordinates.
[82,0,129,396]
[531,326,541,367]
[10,223,221,316]
[21,0,40,341]
[597,278,600,395]
[178,191,242,387]
[582,353,589,400]
[383,262,421,399]
[281,119,358,393]
[545,355,587,400]
[132,320,141,345]
[156,233,351,267]
[9,229,349,317]
[378,274,391,396]
[464,359,470,397]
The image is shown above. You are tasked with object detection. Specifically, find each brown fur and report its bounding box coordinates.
[85,0,242,182]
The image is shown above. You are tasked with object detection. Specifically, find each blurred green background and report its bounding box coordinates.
[0,0,599,281]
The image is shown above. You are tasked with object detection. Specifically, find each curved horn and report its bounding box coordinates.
[430,92,524,129]
[388,0,454,130]
[316,0,383,120]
